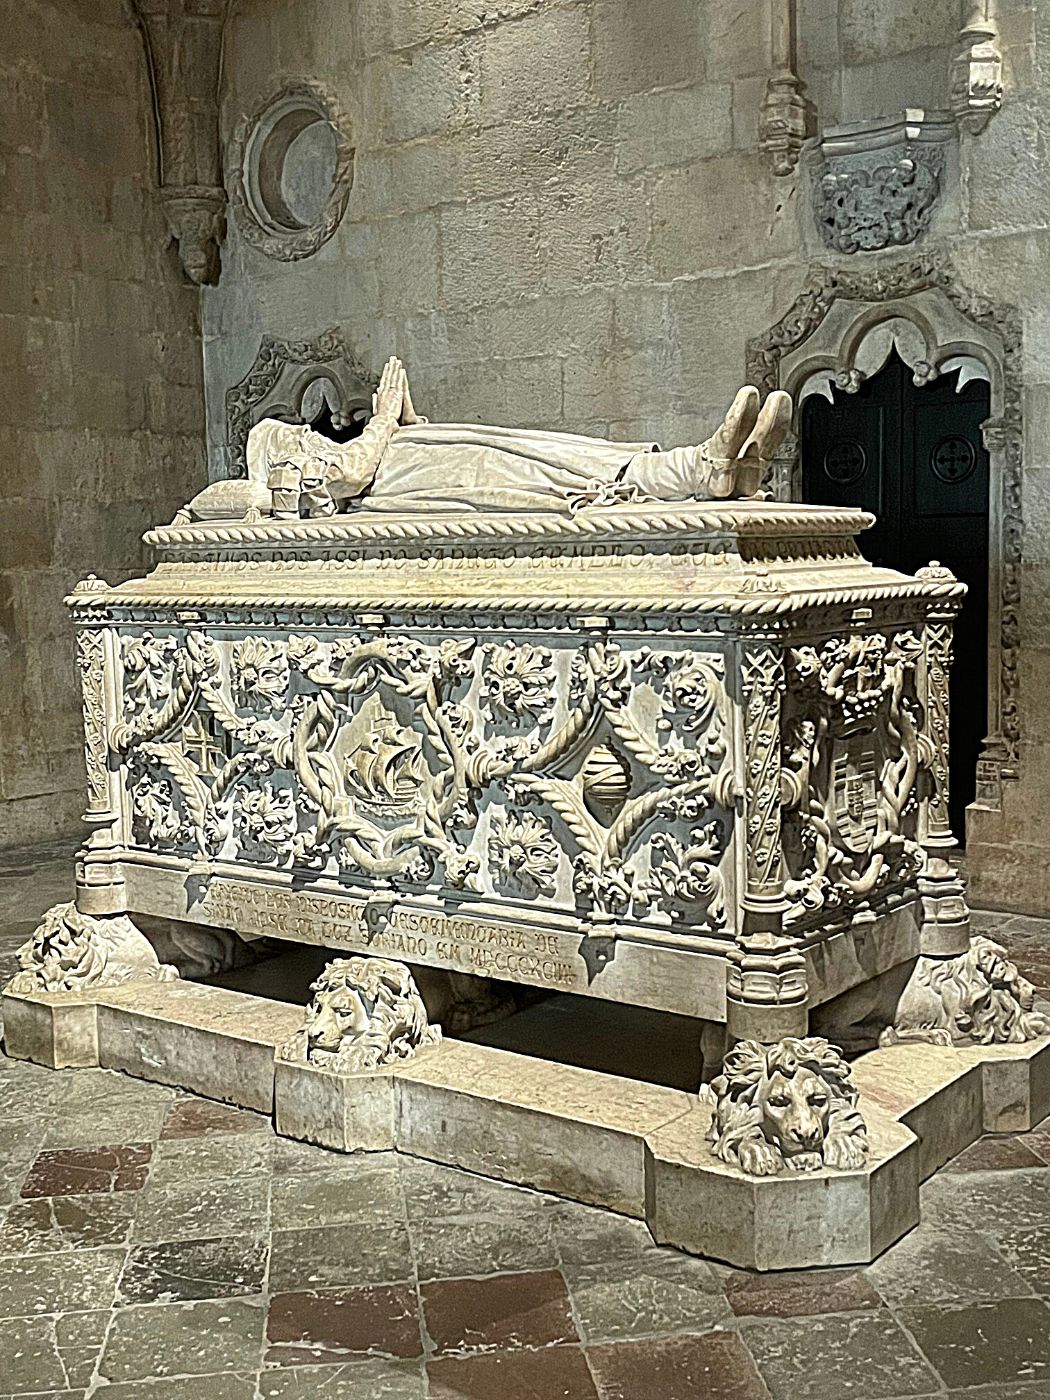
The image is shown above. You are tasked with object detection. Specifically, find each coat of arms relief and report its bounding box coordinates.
[113,626,738,937]
[779,628,928,924]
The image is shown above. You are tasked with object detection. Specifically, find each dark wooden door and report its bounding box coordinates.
[799,351,990,841]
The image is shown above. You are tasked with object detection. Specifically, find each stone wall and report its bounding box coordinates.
[0,0,206,848]
[202,0,1047,911]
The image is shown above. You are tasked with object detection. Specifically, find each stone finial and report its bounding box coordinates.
[5,902,178,995]
[701,1036,869,1176]
[276,956,442,1073]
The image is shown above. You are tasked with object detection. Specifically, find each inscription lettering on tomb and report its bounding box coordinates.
[200,879,581,989]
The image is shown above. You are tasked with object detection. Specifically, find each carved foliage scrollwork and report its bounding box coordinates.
[112,627,736,934]
[77,630,109,814]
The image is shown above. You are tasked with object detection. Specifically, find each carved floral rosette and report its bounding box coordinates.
[108,623,737,936]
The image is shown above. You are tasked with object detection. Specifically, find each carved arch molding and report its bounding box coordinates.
[746,251,1022,803]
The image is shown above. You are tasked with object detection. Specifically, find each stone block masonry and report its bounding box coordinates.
[0,0,206,848]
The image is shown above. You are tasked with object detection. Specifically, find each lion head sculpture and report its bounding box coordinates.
[277,956,442,1073]
[881,935,1050,1048]
[701,1036,869,1177]
[6,901,177,995]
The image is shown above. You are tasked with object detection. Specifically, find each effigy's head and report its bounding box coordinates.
[278,955,440,1072]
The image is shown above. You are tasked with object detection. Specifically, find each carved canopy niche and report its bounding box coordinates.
[746,252,1022,797]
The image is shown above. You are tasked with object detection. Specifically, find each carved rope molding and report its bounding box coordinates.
[745,251,1023,775]
[68,579,966,623]
[145,504,876,549]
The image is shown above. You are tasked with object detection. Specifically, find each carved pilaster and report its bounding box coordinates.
[127,0,226,284]
[728,639,807,1043]
[952,0,1003,135]
[914,565,971,956]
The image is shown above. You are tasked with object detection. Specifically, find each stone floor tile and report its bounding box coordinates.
[723,1265,883,1318]
[19,1143,152,1198]
[148,1132,274,1184]
[258,1357,428,1398]
[863,1222,1036,1306]
[0,1314,73,1392]
[131,1173,269,1245]
[268,1222,414,1292]
[422,1269,577,1356]
[944,1135,1047,1172]
[0,1391,87,1400]
[117,1235,269,1304]
[399,1158,543,1221]
[995,1224,1050,1293]
[0,1193,136,1255]
[0,1247,123,1317]
[740,1311,939,1399]
[159,1099,270,1140]
[412,1211,559,1281]
[271,1137,385,1176]
[98,1297,266,1382]
[901,1298,1050,1390]
[42,1103,170,1151]
[919,1166,1050,1236]
[270,1165,404,1231]
[551,1201,662,1266]
[587,1330,769,1400]
[265,1283,422,1366]
[427,1345,600,1400]
[563,1251,730,1343]
[83,1375,258,1399]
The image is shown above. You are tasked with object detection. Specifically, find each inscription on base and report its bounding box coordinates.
[200,880,582,990]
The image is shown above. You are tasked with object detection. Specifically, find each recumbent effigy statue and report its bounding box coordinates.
[5,351,1048,1269]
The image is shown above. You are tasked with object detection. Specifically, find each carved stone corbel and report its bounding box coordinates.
[952,0,1003,134]
[127,0,227,285]
[759,0,815,177]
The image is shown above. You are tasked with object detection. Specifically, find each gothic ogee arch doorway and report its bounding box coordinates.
[747,256,1023,845]
[799,348,990,838]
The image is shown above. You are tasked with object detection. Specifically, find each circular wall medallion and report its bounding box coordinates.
[823,439,867,484]
[227,81,353,262]
[930,434,977,483]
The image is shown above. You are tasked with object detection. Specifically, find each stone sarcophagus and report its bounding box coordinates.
[9,370,1049,1272]
[59,500,966,1044]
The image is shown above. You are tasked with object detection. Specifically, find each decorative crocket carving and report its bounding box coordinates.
[882,936,1050,1047]
[276,957,441,1073]
[5,902,178,995]
[701,1037,869,1177]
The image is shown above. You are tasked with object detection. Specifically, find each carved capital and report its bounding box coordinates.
[161,185,226,287]
[952,1,1003,134]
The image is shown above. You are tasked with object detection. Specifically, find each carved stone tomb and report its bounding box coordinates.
[5,476,1048,1269]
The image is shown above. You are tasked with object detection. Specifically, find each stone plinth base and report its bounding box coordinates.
[5,980,1050,1270]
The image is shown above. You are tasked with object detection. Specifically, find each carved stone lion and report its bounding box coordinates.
[5,901,178,995]
[701,1036,869,1176]
[277,956,442,1073]
[881,935,1050,1047]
